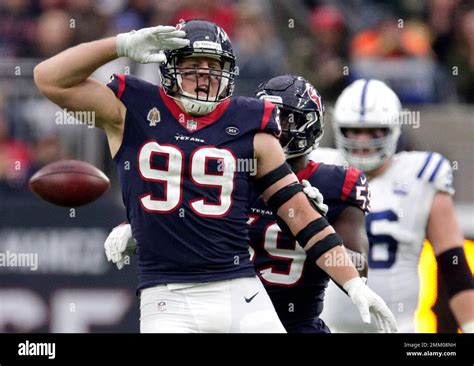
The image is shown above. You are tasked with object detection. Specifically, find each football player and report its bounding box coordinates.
[107,75,394,333]
[34,19,396,332]
[312,79,474,333]
[107,75,384,333]
[249,75,372,333]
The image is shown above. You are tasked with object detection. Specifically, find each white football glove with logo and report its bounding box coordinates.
[104,223,136,270]
[116,25,190,64]
[302,179,328,216]
[343,277,398,333]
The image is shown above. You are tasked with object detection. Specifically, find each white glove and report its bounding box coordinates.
[302,179,328,216]
[116,25,190,64]
[343,277,398,333]
[461,320,474,333]
[104,223,136,270]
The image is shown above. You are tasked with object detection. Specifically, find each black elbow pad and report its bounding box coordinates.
[436,247,473,298]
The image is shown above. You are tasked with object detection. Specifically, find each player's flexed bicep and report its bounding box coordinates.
[34,38,126,130]
[33,26,189,155]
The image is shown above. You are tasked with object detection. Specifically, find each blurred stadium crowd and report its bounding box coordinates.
[0,0,473,195]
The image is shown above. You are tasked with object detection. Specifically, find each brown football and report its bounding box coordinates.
[29,160,110,207]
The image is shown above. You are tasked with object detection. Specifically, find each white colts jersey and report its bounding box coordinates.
[310,148,454,332]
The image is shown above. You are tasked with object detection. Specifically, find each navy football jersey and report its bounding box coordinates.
[107,74,280,291]
[248,160,369,330]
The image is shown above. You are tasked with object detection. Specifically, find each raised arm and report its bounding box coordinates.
[34,37,125,152]
[34,37,123,126]
[33,26,189,155]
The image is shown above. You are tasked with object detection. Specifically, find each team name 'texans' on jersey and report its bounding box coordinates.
[107,74,281,291]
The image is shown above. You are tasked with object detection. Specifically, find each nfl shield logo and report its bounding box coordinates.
[187,120,197,131]
[158,301,167,312]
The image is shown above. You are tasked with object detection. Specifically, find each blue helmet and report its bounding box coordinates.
[255,75,325,159]
[159,20,237,115]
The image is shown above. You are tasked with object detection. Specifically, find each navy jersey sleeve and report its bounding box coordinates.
[106,73,157,106]
[260,100,282,138]
[340,166,370,213]
[106,73,125,98]
[306,163,370,224]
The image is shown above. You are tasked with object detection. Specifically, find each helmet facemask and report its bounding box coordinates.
[160,47,236,116]
[334,124,400,172]
[279,106,324,160]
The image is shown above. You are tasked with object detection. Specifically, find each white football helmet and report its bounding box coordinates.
[333,79,402,172]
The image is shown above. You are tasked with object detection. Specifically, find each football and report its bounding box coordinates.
[28,160,111,207]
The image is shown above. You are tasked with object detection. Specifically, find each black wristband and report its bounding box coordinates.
[436,247,473,298]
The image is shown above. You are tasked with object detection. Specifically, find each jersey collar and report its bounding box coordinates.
[159,87,231,133]
[296,160,321,182]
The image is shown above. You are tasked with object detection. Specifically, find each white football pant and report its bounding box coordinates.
[140,276,286,333]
